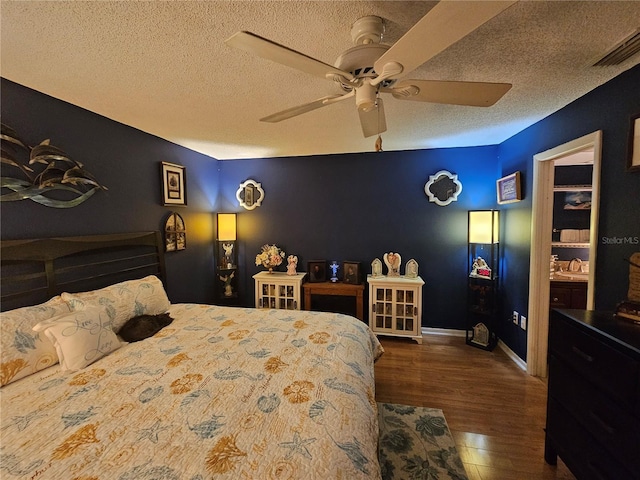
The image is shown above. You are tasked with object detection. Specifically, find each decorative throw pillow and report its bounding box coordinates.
[0,296,70,386]
[33,305,121,371]
[61,275,171,332]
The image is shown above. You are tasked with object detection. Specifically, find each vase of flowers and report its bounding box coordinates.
[255,244,285,273]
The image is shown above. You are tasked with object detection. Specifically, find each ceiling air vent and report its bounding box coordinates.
[593,28,640,66]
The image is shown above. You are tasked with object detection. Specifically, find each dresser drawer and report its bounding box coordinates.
[550,315,639,408]
[549,356,640,470]
[546,398,638,480]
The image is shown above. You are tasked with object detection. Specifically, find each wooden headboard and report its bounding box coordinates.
[1,231,166,312]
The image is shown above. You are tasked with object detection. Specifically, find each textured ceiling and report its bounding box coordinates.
[1,1,639,160]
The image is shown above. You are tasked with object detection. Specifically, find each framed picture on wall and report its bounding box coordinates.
[563,191,591,210]
[161,162,187,206]
[628,112,640,172]
[496,171,522,204]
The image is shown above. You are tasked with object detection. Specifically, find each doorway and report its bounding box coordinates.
[526,131,602,377]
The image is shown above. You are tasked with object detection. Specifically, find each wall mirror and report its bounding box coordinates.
[236,179,264,210]
[424,170,463,206]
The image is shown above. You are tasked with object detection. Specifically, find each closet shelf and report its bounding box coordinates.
[553,184,592,192]
[551,242,590,248]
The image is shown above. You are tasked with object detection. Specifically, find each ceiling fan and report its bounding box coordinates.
[226,1,516,138]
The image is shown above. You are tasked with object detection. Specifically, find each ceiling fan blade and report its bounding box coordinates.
[358,98,387,138]
[260,93,353,123]
[226,31,353,82]
[374,1,517,81]
[387,79,511,107]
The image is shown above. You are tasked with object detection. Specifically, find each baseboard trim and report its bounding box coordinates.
[422,327,466,337]
[497,340,527,371]
[421,328,527,371]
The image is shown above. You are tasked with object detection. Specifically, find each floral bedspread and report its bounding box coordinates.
[1,304,384,479]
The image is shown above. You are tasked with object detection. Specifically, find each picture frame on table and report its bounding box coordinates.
[308,261,326,283]
[496,171,522,204]
[628,112,640,172]
[161,162,187,206]
[342,261,361,284]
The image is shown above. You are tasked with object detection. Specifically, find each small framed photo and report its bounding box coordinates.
[628,112,640,172]
[342,261,361,284]
[497,171,522,204]
[308,261,326,283]
[161,162,187,206]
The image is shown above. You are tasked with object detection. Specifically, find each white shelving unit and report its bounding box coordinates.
[253,272,306,310]
[367,275,424,344]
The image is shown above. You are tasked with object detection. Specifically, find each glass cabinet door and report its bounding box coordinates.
[394,288,416,333]
[260,282,277,309]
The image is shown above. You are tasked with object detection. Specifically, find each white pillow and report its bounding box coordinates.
[33,305,121,371]
[61,275,170,332]
[0,297,70,386]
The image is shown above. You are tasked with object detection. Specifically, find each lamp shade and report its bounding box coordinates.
[217,213,237,241]
[468,210,499,244]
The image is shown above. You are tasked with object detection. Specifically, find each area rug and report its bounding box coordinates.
[377,402,468,480]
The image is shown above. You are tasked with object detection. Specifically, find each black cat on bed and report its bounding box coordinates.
[117,313,174,342]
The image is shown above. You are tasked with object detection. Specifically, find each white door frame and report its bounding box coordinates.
[526,131,602,377]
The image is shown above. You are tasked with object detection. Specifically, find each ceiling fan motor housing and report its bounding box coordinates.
[334,43,391,91]
[350,15,385,45]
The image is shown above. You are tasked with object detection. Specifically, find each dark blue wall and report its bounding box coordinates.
[497,64,640,358]
[0,79,219,304]
[218,147,498,329]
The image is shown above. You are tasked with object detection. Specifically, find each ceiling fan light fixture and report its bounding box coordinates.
[355,82,378,112]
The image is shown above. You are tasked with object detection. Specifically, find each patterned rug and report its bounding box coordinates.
[377,402,468,480]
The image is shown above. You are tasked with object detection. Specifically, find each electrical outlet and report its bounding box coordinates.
[521,315,527,330]
[512,311,519,324]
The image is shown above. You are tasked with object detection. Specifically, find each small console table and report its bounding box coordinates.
[302,281,365,320]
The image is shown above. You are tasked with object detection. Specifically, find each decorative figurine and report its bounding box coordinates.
[219,271,235,297]
[287,255,298,275]
[329,261,339,282]
[383,252,401,277]
[405,259,419,278]
[470,257,492,278]
[222,242,234,268]
[371,258,383,277]
[471,322,490,347]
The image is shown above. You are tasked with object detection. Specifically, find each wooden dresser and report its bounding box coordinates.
[545,309,640,479]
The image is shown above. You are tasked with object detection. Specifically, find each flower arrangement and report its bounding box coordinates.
[255,244,285,272]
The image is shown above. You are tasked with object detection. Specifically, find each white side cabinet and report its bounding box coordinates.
[367,275,424,344]
[253,272,306,310]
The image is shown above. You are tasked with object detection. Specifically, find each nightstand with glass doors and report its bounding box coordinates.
[367,275,424,344]
[253,272,306,310]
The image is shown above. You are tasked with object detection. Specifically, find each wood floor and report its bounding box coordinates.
[374,334,576,480]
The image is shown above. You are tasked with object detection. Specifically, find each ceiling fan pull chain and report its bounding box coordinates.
[375,94,383,152]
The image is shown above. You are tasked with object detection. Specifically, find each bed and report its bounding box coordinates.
[1,232,383,479]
